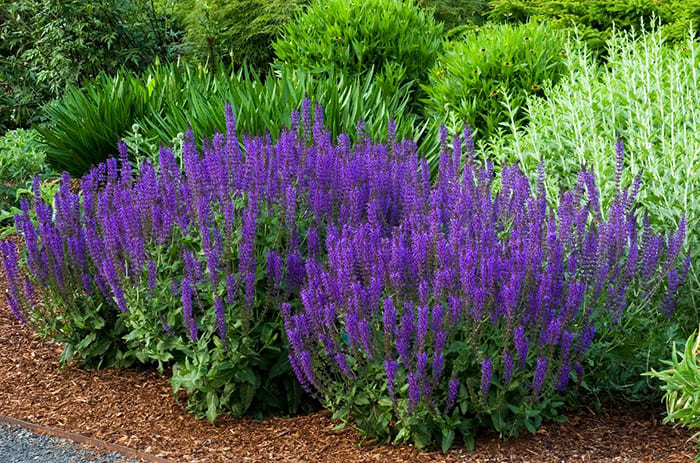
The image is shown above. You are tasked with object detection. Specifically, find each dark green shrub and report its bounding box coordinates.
[0,0,179,130]
[171,0,309,72]
[423,21,567,149]
[273,0,444,97]
[39,64,427,177]
[487,0,699,53]
[418,0,491,31]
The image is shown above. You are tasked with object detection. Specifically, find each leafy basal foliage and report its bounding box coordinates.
[38,64,426,177]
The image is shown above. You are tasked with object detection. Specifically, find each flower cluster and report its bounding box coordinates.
[283,128,689,438]
[0,101,689,432]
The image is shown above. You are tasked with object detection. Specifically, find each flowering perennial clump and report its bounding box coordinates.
[0,101,690,444]
[282,132,689,447]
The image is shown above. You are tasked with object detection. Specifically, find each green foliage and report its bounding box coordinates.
[120,217,312,420]
[491,29,700,401]
[423,21,567,154]
[0,0,179,130]
[0,129,47,184]
[644,327,700,460]
[418,0,491,31]
[323,336,569,451]
[39,63,428,177]
[171,0,309,72]
[273,0,444,97]
[0,129,50,228]
[487,0,700,53]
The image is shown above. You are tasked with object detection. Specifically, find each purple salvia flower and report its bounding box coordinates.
[181,277,198,341]
[300,350,318,390]
[503,350,514,385]
[532,356,547,396]
[446,376,459,412]
[432,352,444,385]
[481,356,493,396]
[514,325,529,368]
[147,260,157,296]
[225,273,236,305]
[385,359,398,399]
[289,354,312,394]
[556,363,571,391]
[265,251,284,289]
[577,325,595,354]
[408,373,420,413]
[396,307,414,367]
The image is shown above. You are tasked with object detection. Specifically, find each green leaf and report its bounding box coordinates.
[441,429,455,452]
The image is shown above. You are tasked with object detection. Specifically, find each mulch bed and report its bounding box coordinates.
[0,262,697,462]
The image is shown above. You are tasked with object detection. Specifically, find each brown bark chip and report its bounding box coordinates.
[0,263,697,462]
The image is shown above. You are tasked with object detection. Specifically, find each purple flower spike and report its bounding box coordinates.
[480,356,493,396]
[532,356,547,396]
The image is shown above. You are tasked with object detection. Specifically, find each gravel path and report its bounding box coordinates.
[0,422,141,463]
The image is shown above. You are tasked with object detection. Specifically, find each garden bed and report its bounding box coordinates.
[0,271,696,462]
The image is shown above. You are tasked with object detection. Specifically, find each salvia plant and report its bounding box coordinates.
[492,28,699,400]
[0,102,689,445]
[282,130,690,450]
[1,100,426,421]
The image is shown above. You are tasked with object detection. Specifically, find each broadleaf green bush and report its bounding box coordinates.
[273,0,444,98]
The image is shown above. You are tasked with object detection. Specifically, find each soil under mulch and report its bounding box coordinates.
[0,272,697,462]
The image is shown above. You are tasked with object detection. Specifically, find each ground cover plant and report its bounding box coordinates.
[491,28,699,400]
[38,64,424,177]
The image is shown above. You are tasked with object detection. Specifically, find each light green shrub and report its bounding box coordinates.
[0,129,46,183]
[645,327,700,461]
[423,21,568,152]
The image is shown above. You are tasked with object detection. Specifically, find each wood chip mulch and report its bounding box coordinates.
[0,263,697,462]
